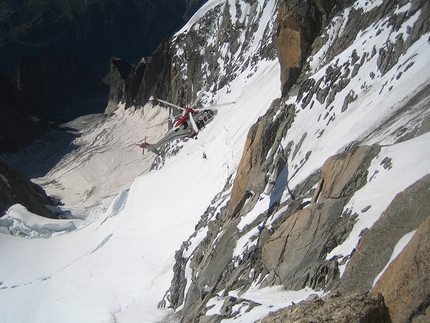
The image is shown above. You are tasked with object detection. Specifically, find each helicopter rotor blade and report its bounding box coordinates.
[156,98,186,111]
[189,111,199,135]
[146,117,173,129]
[203,101,236,109]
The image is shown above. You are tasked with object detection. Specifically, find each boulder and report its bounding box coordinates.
[261,291,391,323]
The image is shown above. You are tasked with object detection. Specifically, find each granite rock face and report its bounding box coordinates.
[276,0,342,95]
[373,211,430,323]
[338,174,430,294]
[227,99,294,215]
[261,145,380,290]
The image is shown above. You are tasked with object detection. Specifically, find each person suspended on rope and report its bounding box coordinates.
[202,152,207,159]
[245,190,253,199]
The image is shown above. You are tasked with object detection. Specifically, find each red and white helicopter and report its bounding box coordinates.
[139,84,235,155]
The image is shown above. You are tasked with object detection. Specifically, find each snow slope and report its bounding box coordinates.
[0,0,429,322]
[0,48,281,323]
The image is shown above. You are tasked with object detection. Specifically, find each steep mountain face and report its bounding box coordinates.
[276,0,342,95]
[104,0,430,321]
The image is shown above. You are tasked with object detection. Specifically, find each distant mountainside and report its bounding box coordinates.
[0,68,51,152]
[15,51,109,122]
[0,0,206,78]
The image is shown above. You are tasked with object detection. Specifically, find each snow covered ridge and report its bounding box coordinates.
[0,0,429,323]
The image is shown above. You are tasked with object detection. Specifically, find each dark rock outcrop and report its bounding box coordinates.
[106,58,133,115]
[0,159,56,219]
[261,291,391,323]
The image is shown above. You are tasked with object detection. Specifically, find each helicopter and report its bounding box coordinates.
[139,84,236,155]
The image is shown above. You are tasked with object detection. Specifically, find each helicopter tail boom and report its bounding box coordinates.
[138,142,160,156]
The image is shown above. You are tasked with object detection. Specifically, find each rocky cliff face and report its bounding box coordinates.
[106,0,430,321]
[106,38,173,115]
[261,145,381,291]
[373,213,430,323]
[276,0,343,95]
